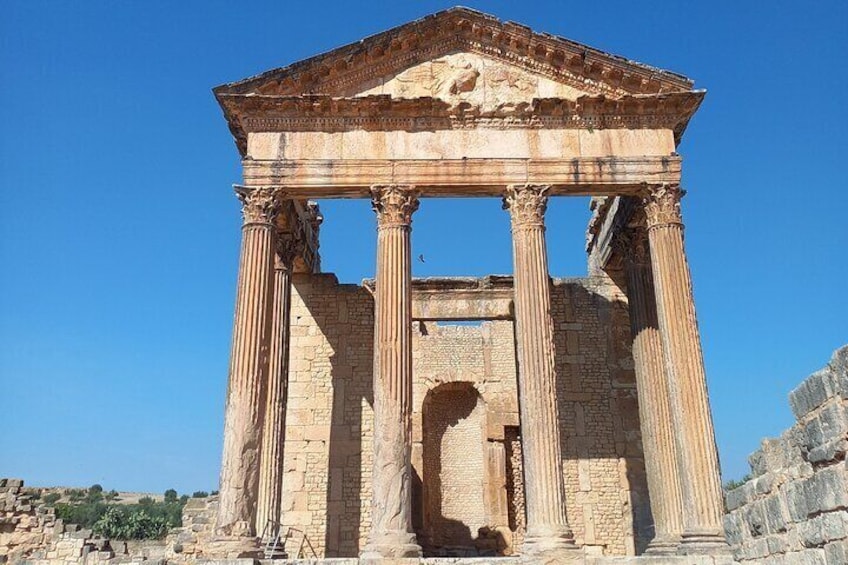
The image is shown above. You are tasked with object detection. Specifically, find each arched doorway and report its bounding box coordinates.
[420,382,488,556]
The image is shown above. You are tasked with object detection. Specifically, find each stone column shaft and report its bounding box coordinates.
[503,184,577,557]
[216,187,280,539]
[255,234,298,537]
[363,185,422,559]
[618,226,685,553]
[643,185,726,551]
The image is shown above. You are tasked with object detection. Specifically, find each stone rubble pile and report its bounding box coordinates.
[164,495,218,562]
[724,345,848,565]
[0,478,63,563]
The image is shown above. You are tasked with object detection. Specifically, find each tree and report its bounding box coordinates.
[191,491,209,498]
[89,484,103,494]
[163,489,178,503]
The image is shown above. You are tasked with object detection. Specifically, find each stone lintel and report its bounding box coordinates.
[242,156,681,199]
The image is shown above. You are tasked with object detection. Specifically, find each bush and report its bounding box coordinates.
[163,489,178,503]
[724,474,752,491]
[93,507,169,540]
[43,493,61,505]
[67,489,86,502]
[89,484,103,494]
[104,490,119,502]
[191,491,209,498]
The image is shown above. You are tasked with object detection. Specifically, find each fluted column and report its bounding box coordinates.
[362,185,422,559]
[503,184,578,559]
[615,226,684,553]
[216,186,280,539]
[642,184,727,552]
[255,232,300,537]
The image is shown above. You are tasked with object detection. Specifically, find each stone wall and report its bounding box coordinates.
[723,345,848,565]
[0,479,61,563]
[278,273,650,558]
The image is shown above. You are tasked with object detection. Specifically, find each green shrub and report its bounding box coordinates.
[43,493,61,505]
[93,507,169,540]
[191,491,209,498]
[163,489,178,503]
[723,474,752,491]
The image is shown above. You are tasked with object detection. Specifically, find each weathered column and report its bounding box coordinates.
[503,184,579,559]
[216,186,280,541]
[255,232,300,537]
[642,184,727,552]
[615,225,684,553]
[362,185,422,559]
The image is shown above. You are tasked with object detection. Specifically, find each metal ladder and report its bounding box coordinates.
[259,519,287,560]
[282,527,318,559]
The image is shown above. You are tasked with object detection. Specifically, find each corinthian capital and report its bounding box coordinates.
[641,184,685,230]
[371,185,419,228]
[236,186,282,226]
[276,232,304,268]
[503,184,550,228]
[611,227,650,267]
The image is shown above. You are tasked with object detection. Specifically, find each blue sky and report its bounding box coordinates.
[1,1,845,494]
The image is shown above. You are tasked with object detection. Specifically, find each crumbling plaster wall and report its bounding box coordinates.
[279,273,649,558]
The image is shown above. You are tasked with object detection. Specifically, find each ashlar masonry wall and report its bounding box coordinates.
[724,345,848,565]
[279,273,650,558]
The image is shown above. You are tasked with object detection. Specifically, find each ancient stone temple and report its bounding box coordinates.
[209,7,731,564]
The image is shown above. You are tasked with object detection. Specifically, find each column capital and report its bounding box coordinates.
[371,185,419,228]
[503,184,550,228]
[641,184,686,230]
[236,186,282,227]
[612,227,651,268]
[275,232,304,269]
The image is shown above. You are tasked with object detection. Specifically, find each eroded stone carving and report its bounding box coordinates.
[356,52,587,110]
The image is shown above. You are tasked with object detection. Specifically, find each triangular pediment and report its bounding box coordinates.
[215,7,694,101]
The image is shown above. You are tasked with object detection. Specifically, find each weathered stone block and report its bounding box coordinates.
[763,493,789,534]
[824,539,848,564]
[723,512,744,545]
[799,402,848,465]
[791,358,848,419]
[802,462,848,516]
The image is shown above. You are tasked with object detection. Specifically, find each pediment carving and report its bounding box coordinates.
[352,52,588,109]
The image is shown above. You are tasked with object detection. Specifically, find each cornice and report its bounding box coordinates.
[214,8,693,99]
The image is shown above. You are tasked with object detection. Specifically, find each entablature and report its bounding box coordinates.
[241,156,681,199]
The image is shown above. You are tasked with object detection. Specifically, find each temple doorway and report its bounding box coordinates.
[419,382,488,556]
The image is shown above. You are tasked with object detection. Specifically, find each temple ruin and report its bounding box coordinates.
[209,7,731,563]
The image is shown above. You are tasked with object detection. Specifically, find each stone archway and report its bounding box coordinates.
[420,382,488,556]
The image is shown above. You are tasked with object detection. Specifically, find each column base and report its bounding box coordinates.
[361,530,422,560]
[678,530,730,555]
[521,529,582,564]
[204,533,262,560]
[643,535,681,555]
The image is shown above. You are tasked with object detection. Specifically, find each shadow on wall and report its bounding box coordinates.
[550,281,654,555]
[419,382,495,556]
[292,276,374,558]
[291,275,654,557]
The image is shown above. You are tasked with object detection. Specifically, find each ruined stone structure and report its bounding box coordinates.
[209,7,731,563]
[724,346,848,565]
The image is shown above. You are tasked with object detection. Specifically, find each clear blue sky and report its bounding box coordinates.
[1,1,845,494]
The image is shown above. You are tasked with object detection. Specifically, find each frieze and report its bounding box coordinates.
[222,91,703,135]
